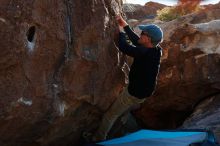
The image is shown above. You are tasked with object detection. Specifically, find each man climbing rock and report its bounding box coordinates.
[93,15,163,141]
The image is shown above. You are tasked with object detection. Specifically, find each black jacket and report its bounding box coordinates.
[118,25,162,99]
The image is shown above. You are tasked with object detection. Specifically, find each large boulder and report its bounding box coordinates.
[0,0,126,145]
[181,94,220,142]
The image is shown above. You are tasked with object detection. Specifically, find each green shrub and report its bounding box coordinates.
[157,7,180,21]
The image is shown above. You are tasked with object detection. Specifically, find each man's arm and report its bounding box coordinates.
[116,15,140,46]
[123,25,140,46]
[118,32,149,57]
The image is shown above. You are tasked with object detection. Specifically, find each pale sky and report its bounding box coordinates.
[125,0,220,6]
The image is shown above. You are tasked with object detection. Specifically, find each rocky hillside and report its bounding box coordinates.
[134,1,220,139]
[123,2,166,20]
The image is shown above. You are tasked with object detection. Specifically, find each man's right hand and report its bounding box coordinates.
[116,15,128,27]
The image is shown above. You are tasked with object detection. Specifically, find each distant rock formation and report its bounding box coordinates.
[190,1,220,23]
[123,2,166,20]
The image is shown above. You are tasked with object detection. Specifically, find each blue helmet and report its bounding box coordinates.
[138,24,163,45]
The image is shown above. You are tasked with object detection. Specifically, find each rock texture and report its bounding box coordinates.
[0,0,126,146]
[181,94,220,142]
[191,3,220,24]
[123,2,166,20]
[135,3,220,132]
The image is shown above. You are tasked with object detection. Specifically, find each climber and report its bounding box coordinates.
[92,15,163,141]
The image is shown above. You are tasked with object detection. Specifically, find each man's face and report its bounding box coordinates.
[138,31,152,46]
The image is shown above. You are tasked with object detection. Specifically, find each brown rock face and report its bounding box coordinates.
[0,0,126,145]
[135,9,220,130]
[190,2,220,24]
